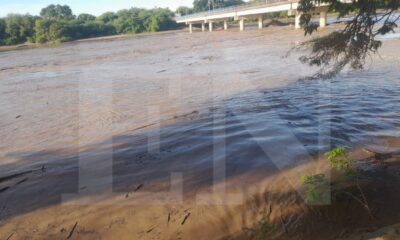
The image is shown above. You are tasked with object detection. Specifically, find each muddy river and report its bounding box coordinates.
[0,26,399,239]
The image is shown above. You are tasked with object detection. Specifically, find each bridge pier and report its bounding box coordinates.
[320,10,327,27]
[177,1,335,33]
[295,12,302,29]
[239,19,245,31]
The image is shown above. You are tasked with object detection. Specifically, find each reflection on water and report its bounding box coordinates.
[228,70,399,155]
[113,67,400,194]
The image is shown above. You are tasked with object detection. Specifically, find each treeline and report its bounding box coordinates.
[0,4,178,46]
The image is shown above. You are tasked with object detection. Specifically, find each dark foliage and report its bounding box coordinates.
[192,0,244,12]
[297,0,400,78]
[176,6,194,16]
[0,4,177,46]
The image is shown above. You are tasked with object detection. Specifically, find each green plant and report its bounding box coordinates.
[325,147,364,180]
[324,147,372,217]
[324,147,352,171]
[300,147,372,217]
[300,174,330,205]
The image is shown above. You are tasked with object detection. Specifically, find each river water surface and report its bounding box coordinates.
[0,26,399,239]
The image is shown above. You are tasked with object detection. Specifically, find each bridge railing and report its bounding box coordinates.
[175,0,296,22]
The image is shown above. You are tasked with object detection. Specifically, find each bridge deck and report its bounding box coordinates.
[175,0,299,23]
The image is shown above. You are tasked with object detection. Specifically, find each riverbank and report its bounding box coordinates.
[0,23,399,239]
[0,15,345,53]
[232,140,400,240]
[0,28,187,53]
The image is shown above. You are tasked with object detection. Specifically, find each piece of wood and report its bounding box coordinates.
[16,178,28,185]
[134,184,144,192]
[6,232,14,240]
[0,170,32,183]
[66,222,78,239]
[0,186,10,193]
[181,213,191,225]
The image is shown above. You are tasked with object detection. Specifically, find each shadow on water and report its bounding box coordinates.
[0,69,399,238]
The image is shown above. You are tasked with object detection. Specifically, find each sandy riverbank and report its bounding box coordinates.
[0,29,188,53]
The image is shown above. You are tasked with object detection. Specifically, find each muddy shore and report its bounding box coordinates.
[0,24,399,239]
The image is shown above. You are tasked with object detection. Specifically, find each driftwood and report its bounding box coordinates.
[6,232,14,240]
[16,178,28,185]
[0,165,46,184]
[146,227,155,233]
[66,222,78,239]
[0,187,10,193]
[134,184,144,192]
[181,213,191,225]
[0,170,33,183]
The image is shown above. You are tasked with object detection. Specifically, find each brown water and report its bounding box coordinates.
[0,26,399,239]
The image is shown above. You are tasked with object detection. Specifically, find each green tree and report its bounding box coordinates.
[97,12,118,23]
[1,5,179,46]
[79,21,116,38]
[40,4,74,20]
[48,20,73,42]
[34,19,53,43]
[143,8,176,32]
[193,0,209,12]
[193,0,244,12]
[77,13,96,23]
[34,18,74,44]
[139,9,153,31]
[176,6,194,16]
[0,18,6,45]
[297,0,400,78]
[153,9,177,31]
[3,14,35,45]
[112,9,143,33]
[214,0,244,8]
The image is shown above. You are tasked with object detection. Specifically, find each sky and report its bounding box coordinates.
[0,0,193,17]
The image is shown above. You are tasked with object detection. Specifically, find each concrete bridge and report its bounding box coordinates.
[175,0,330,32]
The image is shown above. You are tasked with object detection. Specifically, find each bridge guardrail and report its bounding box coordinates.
[175,0,297,22]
